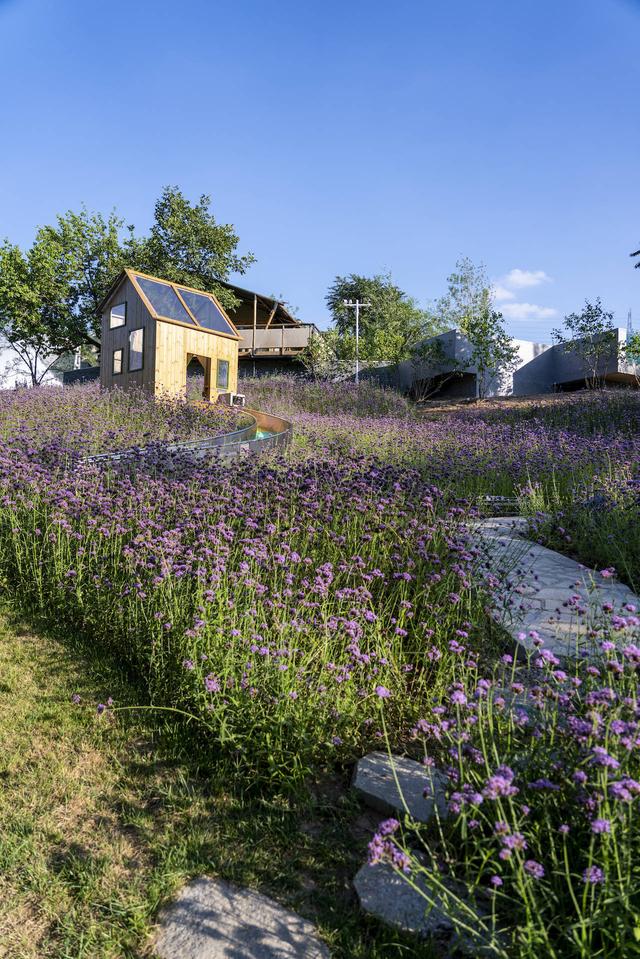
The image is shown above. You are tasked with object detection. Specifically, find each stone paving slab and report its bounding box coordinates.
[354,862,493,956]
[352,752,448,823]
[153,877,329,959]
[470,517,640,656]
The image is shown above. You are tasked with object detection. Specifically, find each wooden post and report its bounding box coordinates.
[265,302,278,330]
[252,295,257,354]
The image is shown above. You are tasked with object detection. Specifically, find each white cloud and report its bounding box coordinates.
[500,302,558,321]
[492,284,516,302]
[500,268,552,290]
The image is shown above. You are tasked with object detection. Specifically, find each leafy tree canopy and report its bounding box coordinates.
[127,186,255,312]
[0,186,255,383]
[0,232,87,385]
[552,298,617,388]
[429,256,489,331]
[325,272,444,364]
[38,207,130,339]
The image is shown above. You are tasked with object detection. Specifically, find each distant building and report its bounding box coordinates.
[361,330,550,399]
[513,328,638,395]
[61,362,100,386]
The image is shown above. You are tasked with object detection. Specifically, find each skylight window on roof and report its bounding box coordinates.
[135,276,195,325]
[177,288,236,336]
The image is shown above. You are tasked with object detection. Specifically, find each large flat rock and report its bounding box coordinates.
[354,862,494,956]
[153,877,330,959]
[352,752,447,823]
[354,861,453,939]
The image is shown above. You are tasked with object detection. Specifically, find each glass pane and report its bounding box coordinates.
[110,302,126,328]
[216,359,229,389]
[112,348,123,374]
[136,276,195,324]
[178,288,236,335]
[129,328,144,372]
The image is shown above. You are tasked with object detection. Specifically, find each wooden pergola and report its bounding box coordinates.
[219,280,315,361]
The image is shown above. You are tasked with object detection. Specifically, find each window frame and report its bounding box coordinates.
[128,327,145,372]
[112,347,124,376]
[216,358,230,389]
[109,301,127,329]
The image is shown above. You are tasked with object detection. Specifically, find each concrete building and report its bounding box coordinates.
[361,330,550,399]
[513,328,638,395]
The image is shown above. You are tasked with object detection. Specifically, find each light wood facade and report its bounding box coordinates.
[99,270,240,400]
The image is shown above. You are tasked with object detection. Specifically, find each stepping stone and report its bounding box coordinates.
[354,862,493,956]
[153,877,330,959]
[352,752,448,823]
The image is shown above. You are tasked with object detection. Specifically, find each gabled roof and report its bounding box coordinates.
[99,269,240,340]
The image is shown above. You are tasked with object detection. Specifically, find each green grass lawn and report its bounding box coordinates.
[0,606,433,959]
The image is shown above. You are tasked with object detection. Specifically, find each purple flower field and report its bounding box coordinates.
[1,378,639,956]
[0,381,245,461]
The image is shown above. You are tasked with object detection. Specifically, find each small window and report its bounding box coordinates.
[110,302,126,328]
[129,328,144,372]
[112,348,123,375]
[216,359,229,389]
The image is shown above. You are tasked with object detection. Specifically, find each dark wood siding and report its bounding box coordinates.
[99,277,156,392]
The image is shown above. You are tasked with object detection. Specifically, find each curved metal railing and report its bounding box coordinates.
[81,406,292,465]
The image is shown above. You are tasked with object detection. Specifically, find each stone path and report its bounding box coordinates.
[352,752,447,823]
[153,878,329,959]
[470,516,640,656]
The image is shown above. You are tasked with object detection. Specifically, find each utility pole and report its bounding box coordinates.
[343,299,370,384]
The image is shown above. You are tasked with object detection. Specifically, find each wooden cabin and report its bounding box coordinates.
[98,269,240,400]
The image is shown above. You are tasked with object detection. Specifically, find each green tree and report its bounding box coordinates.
[430,256,489,331]
[428,258,519,399]
[325,272,441,364]
[619,330,640,386]
[463,291,520,398]
[552,298,617,389]
[0,234,87,386]
[40,207,129,339]
[127,186,255,312]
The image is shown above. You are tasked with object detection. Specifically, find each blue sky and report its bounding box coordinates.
[0,0,638,340]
